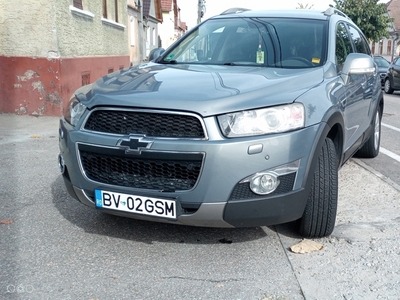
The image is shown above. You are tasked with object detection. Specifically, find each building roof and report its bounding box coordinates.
[387,0,400,32]
[142,0,163,22]
[161,0,172,11]
[143,0,151,16]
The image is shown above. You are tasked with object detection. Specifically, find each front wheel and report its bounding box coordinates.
[298,138,338,238]
[384,78,394,94]
[355,106,381,158]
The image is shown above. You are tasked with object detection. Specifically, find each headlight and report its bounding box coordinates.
[64,96,87,126]
[217,103,305,138]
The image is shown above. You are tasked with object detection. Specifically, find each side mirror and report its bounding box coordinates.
[148,48,165,62]
[341,53,375,84]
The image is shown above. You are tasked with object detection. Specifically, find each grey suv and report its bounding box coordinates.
[58,8,383,238]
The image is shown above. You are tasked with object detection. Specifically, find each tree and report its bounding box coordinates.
[297,3,314,9]
[333,0,393,42]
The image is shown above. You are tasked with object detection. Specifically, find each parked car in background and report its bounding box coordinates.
[384,56,400,93]
[374,55,390,87]
[59,7,383,238]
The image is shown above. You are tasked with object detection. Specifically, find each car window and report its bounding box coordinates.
[335,22,353,72]
[374,57,389,68]
[162,17,327,69]
[347,24,371,55]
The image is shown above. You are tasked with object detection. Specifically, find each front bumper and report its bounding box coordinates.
[59,116,321,228]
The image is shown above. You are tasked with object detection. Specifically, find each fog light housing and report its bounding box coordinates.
[249,173,280,195]
[240,160,300,195]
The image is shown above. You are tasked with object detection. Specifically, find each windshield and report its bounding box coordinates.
[161,17,327,68]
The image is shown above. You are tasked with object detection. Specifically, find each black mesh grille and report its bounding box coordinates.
[79,145,203,191]
[84,110,205,138]
[229,172,296,200]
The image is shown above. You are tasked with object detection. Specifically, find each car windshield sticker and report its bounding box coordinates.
[312,57,320,64]
[257,45,264,64]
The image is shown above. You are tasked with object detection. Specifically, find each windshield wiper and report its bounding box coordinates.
[223,62,263,67]
[160,59,178,64]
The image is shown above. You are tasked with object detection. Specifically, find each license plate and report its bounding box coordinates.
[95,190,177,220]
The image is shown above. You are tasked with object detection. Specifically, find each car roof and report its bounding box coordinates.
[210,7,349,22]
[211,8,329,20]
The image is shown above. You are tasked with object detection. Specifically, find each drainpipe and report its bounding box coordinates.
[136,0,144,62]
[197,0,201,24]
[392,33,399,62]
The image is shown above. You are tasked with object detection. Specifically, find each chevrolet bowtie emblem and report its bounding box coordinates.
[117,136,153,155]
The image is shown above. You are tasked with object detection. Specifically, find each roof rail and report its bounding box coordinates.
[324,7,351,20]
[220,7,251,15]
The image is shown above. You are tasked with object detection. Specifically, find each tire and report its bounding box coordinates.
[355,106,381,158]
[299,138,338,238]
[384,78,394,94]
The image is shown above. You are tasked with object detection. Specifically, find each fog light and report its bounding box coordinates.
[249,173,280,195]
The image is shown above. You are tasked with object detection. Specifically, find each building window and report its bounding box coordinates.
[73,0,83,10]
[114,0,119,23]
[387,40,392,55]
[103,0,107,18]
[81,72,91,86]
[371,43,375,55]
[379,41,383,55]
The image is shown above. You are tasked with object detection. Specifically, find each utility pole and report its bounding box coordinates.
[197,0,206,24]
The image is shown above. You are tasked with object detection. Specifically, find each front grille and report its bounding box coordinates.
[78,144,203,191]
[229,172,296,200]
[84,110,205,138]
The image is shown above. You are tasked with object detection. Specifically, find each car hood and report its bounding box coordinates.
[377,66,388,73]
[79,62,324,117]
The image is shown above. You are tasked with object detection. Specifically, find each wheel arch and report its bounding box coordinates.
[324,110,345,167]
[300,110,343,203]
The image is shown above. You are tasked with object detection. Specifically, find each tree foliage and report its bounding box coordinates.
[333,0,393,42]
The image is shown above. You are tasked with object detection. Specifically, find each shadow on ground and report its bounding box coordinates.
[50,175,295,245]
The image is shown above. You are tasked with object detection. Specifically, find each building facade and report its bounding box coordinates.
[128,0,163,66]
[370,0,400,61]
[0,0,130,116]
[159,0,187,50]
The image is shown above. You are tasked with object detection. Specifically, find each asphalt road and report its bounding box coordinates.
[359,92,400,189]
[1,113,400,300]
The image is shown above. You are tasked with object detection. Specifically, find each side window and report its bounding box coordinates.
[336,22,353,72]
[395,58,400,66]
[347,24,371,55]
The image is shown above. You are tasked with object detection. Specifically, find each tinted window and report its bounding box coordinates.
[347,24,371,55]
[336,22,353,72]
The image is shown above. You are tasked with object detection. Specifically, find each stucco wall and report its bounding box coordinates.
[0,0,58,57]
[159,11,176,49]
[55,0,129,57]
[0,0,130,116]
[0,0,129,58]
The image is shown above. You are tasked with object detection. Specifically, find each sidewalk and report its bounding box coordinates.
[276,157,400,299]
